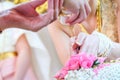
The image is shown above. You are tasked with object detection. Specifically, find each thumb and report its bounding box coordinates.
[65,12,79,23]
[29,0,47,9]
[12,0,47,17]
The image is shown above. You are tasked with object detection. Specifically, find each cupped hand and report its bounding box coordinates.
[63,0,91,25]
[3,0,54,31]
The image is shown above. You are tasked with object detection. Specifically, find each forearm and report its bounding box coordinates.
[0,12,7,30]
[0,10,11,30]
[48,20,71,65]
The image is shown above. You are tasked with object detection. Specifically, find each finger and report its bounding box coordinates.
[72,42,81,54]
[84,0,91,16]
[65,11,80,23]
[76,32,87,46]
[80,2,88,19]
[55,0,60,17]
[48,0,55,20]
[71,6,87,25]
[59,0,64,9]
[29,0,47,9]
[58,0,65,17]
[70,10,84,25]
[48,0,54,10]
[72,43,80,51]
[70,37,78,50]
[71,36,81,54]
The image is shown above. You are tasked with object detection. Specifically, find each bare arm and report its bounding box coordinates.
[48,20,73,65]
[15,34,32,80]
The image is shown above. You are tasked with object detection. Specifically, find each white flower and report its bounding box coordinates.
[65,68,95,80]
[93,63,120,80]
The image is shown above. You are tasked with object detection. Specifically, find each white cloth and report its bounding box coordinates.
[0,28,47,52]
[0,1,16,53]
[0,1,15,12]
[0,1,62,80]
[37,27,62,80]
[0,28,51,80]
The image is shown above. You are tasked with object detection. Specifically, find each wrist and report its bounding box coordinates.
[0,16,6,30]
[0,10,11,30]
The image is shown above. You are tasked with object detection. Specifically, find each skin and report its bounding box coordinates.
[63,0,91,25]
[48,0,120,65]
[14,34,36,80]
[0,0,91,31]
[48,20,73,65]
[0,0,54,31]
[48,0,91,25]
[47,0,95,65]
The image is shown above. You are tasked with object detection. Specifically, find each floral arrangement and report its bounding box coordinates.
[55,53,106,80]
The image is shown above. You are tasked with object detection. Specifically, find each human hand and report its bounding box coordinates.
[71,32,88,54]
[72,32,100,56]
[62,0,91,25]
[48,0,64,18]
[2,0,54,31]
[73,31,114,57]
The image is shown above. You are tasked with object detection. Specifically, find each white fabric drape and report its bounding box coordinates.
[0,1,62,80]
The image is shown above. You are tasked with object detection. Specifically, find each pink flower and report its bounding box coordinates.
[65,54,80,70]
[97,57,106,64]
[54,68,68,79]
[55,53,99,79]
[79,53,97,68]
